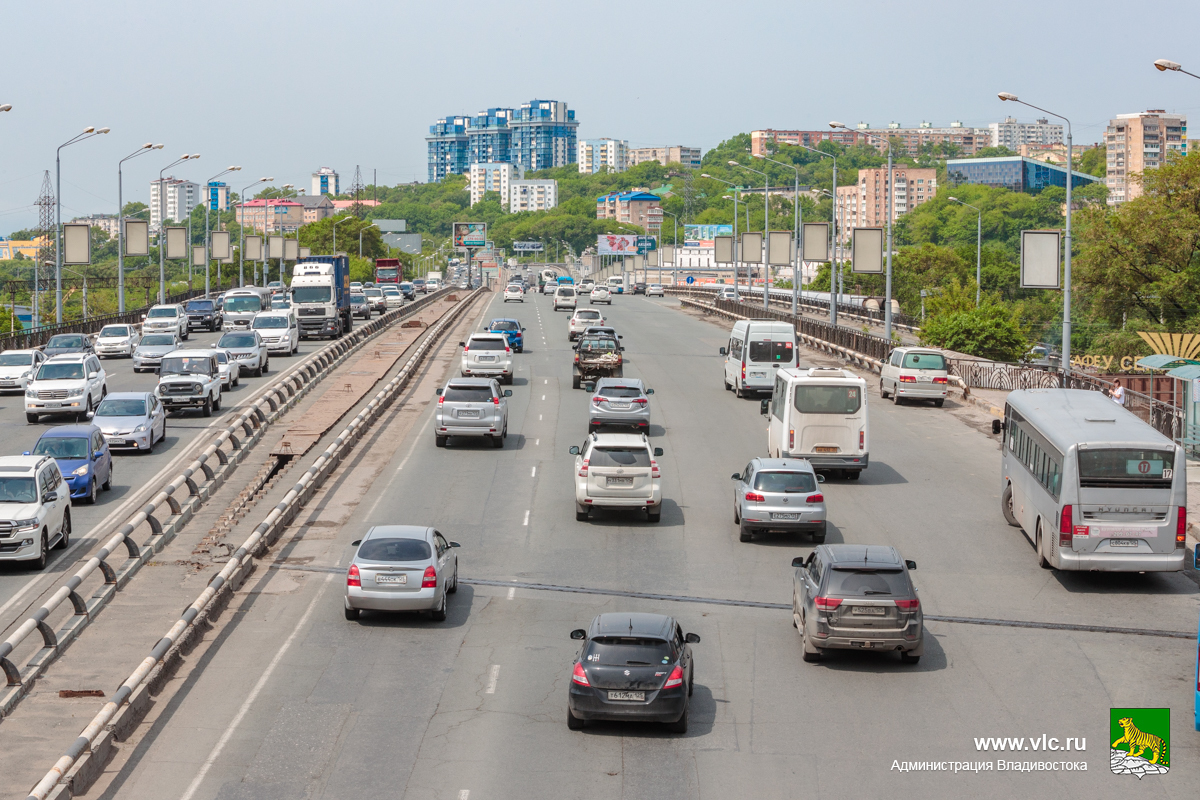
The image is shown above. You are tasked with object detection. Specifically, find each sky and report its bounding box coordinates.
[2,0,1198,234]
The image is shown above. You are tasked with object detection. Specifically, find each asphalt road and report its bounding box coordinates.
[88,287,1199,799]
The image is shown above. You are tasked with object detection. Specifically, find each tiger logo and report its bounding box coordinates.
[1112,717,1169,766]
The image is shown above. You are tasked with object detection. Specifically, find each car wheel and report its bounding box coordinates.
[801,618,822,662]
[254,361,263,378]
[31,531,48,571]
[85,477,98,505]
[344,603,360,621]
[202,396,212,417]
[879,379,889,399]
[572,374,581,390]
[738,522,753,542]
[1036,523,1052,570]
[447,563,458,594]
[900,651,921,665]
[1001,485,1019,527]
[647,510,661,523]
[666,706,689,734]
[435,436,448,448]
[102,461,112,491]
[735,381,743,398]
[575,504,589,522]
[261,358,269,374]
[213,393,221,411]
[934,399,945,408]
[892,387,902,405]
[78,397,91,423]
[491,434,504,449]
[567,707,586,730]
[430,591,448,622]
[733,504,740,524]
[26,413,38,424]
[812,523,826,543]
[57,511,71,550]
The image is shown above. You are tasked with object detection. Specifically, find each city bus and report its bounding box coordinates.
[992,389,1186,572]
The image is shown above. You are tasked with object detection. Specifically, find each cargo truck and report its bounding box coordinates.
[292,256,352,338]
[375,258,401,285]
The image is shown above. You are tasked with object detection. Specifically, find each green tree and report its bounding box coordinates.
[919,280,1029,361]
[1076,145,1106,178]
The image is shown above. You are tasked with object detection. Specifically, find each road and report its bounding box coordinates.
[70,288,1200,799]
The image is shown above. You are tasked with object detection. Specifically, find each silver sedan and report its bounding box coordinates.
[344,525,459,621]
[91,391,167,452]
[216,331,269,377]
[132,333,180,373]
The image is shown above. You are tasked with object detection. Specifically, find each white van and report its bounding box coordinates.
[762,367,869,478]
[719,320,799,397]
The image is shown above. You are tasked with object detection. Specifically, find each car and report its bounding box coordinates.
[350,293,372,320]
[554,286,579,311]
[582,326,621,341]
[216,331,269,377]
[94,325,140,358]
[28,424,112,504]
[350,281,363,293]
[344,525,460,621]
[879,346,950,407]
[426,279,442,292]
[578,281,595,294]
[214,350,240,390]
[504,284,525,302]
[252,310,300,355]
[184,298,222,331]
[566,613,699,733]
[569,432,663,522]
[155,349,223,416]
[590,286,612,305]
[435,378,512,448]
[569,308,605,340]
[25,354,107,423]
[0,350,47,393]
[731,458,826,543]
[270,296,292,310]
[362,287,388,313]
[542,283,557,296]
[91,392,167,453]
[585,377,653,432]
[717,287,738,301]
[0,454,71,569]
[412,278,427,294]
[400,281,416,300]
[487,318,525,352]
[132,333,180,373]
[266,280,286,295]
[43,333,95,357]
[142,303,189,340]
[646,283,665,297]
[791,545,923,664]
[459,333,513,384]
[380,284,404,308]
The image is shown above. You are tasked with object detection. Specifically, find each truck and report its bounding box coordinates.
[292,256,351,339]
[425,270,443,284]
[375,258,401,285]
[571,332,624,389]
[221,286,272,331]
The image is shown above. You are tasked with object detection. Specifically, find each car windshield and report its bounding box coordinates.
[382,286,400,295]
[576,311,601,320]
[357,537,432,562]
[48,335,85,347]
[598,386,642,398]
[364,288,383,297]
[224,296,262,313]
[1078,448,1175,488]
[557,288,575,297]
[36,363,84,380]
[400,283,413,290]
[186,301,214,312]
[293,286,331,303]
[378,269,399,280]
[578,338,617,353]
[253,316,288,329]
[218,334,257,348]
[99,326,130,338]
[147,307,177,318]
[96,398,147,416]
[584,637,673,666]
[271,298,291,308]
[754,471,816,493]
[468,338,506,351]
[444,386,494,402]
[490,320,519,331]
[903,352,946,370]
[141,335,175,346]
[794,385,861,414]
[506,285,522,292]
[589,447,651,467]
[0,476,37,503]
[351,295,366,304]
[413,280,425,286]
[160,356,213,375]
[33,437,90,459]
[749,339,794,363]
[826,567,909,596]
[0,353,32,366]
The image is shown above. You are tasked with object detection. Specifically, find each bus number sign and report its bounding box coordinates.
[1137,461,1151,474]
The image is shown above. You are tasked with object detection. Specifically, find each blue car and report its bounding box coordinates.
[488,318,525,353]
[27,424,113,504]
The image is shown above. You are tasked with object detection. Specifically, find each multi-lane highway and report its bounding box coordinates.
[11,285,1200,799]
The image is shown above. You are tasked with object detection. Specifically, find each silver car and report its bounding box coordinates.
[91,391,166,452]
[586,377,653,432]
[94,324,140,358]
[214,350,240,389]
[132,333,180,373]
[435,378,511,448]
[216,331,269,377]
[732,458,827,542]
[344,525,460,621]
[792,544,923,664]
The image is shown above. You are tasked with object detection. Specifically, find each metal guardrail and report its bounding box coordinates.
[671,284,923,331]
[25,288,480,800]
[0,288,457,724]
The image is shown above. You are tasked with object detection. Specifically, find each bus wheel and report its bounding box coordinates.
[1036,523,1052,570]
[1001,486,1019,527]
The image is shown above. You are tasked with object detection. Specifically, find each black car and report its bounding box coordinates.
[567,613,699,733]
[400,281,416,300]
[185,299,222,331]
[43,333,94,357]
[633,282,647,295]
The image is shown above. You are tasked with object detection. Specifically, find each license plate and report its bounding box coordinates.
[917,376,932,382]
[609,402,630,409]
[814,446,838,453]
[374,574,407,585]
[751,372,766,379]
[1108,539,1139,547]
[607,476,634,486]
[852,606,886,615]
[607,691,644,701]
[45,402,61,409]
[771,513,800,520]
[458,410,480,418]
[108,438,127,445]
[477,356,496,362]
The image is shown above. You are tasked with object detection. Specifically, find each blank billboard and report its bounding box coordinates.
[244,235,263,261]
[802,222,830,262]
[192,245,206,267]
[714,236,733,264]
[268,235,285,259]
[767,231,793,266]
[210,230,230,260]
[851,228,884,273]
[164,227,188,260]
[63,224,91,265]
[1020,230,1061,289]
[284,239,299,261]
[124,219,149,256]
[740,232,763,263]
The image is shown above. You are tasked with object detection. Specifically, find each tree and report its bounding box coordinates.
[7,228,40,241]
[918,279,1029,361]
[971,146,1017,159]
[1076,145,1106,178]
[298,215,386,258]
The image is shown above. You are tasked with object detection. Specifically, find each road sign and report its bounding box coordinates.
[686,276,695,285]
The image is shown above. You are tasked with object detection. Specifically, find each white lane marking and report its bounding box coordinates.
[180,572,333,800]
[535,439,539,446]
[530,466,536,477]
[395,420,428,472]
[544,379,548,384]
[541,395,545,400]
[459,791,470,800]
[522,510,530,526]
[485,664,500,694]
[506,586,515,600]
[538,414,542,421]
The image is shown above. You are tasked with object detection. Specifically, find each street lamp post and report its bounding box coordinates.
[702,174,742,299]
[56,125,110,322]
[999,93,1072,376]
[204,167,241,298]
[948,196,982,306]
[659,209,678,287]
[334,215,354,256]
[157,153,198,303]
[729,160,770,311]
[238,177,272,286]
[755,153,803,317]
[118,143,163,313]
[359,221,378,258]
[792,143,839,328]
[1154,59,1200,80]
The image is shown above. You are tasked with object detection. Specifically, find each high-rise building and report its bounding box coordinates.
[149,177,199,231]
[205,181,230,212]
[1105,110,1188,204]
[595,190,662,233]
[426,116,471,182]
[989,117,1064,150]
[70,214,120,239]
[469,108,514,164]
[469,162,522,206]
[578,139,630,174]
[629,146,703,168]
[510,180,558,213]
[835,167,937,232]
[510,99,578,172]
[311,167,339,196]
[427,99,578,181]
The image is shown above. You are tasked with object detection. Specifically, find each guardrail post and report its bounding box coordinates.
[1,657,19,686]
[35,618,57,648]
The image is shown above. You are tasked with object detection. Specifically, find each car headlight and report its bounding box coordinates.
[14,518,38,531]
[20,371,31,380]
[133,423,149,433]
[67,387,84,398]
[156,385,168,395]
[25,388,37,398]
[72,465,89,477]
[193,384,205,395]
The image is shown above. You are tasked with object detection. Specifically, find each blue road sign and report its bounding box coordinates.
[686,276,695,285]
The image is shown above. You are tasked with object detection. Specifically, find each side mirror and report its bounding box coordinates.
[731,473,741,481]
[645,388,654,395]
[791,556,805,568]
[719,347,727,355]
[684,633,701,644]
[503,390,512,397]
[351,539,361,547]
[450,541,461,547]
[620,346,626,351]
[1194,547,1199,570]
[760,398,770,416]
[569,446,580,455]
[817,474,826,483]
[141,315,147,321]
[570,629,586,640]
[991,419,1004,435]
[521,327,526,332]
[458,341,465,347]
[435,388,442,395]
[43,491,57,504]
[22,451,30,456]
[93,450,103,460]
[653,447,664,457]
[905,560,917,570]
[88,372,99,380]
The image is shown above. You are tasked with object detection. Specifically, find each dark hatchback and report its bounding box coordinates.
[43,334,94,357]
[567,612,699,733]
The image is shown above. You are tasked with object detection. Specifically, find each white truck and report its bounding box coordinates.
[425,270,443,283]
[292,257,351,339]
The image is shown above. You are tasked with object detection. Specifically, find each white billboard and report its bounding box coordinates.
[802,222,830,262]
[714,236,734,264]
[1020,230,1061,289]
[767,231,793,266]
[210,230,231,260]
[63,224,91,265]
[244,235,263,261]
[740,232,763,264]
[124,219,149,256]
[851,228,884,273]
[164,227,188,260]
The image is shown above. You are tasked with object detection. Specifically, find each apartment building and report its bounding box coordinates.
[595,190,662,233]
[989,117,1064,150]
[510,180,558,213]
[234,199,305,233]
[294,194,335,224]
[751,129,866,156]
[834,167,937,231]
[149,177,199,231]
[578,139,630,174]
[312,167,339,197]
[70,214,120,239]
[427,99,579,181]
[1105,110,1188,204]
[629,146,703,168]
[754,123,989,158]
[470,162,522,206]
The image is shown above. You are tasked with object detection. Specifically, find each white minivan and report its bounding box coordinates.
[719,320,799,397]
[762,367,869,478]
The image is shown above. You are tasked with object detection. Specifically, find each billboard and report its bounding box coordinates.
[767,231,793,266]
[63,224,91,265]
[284,238,299,261]
[597,234,639,255]
[384,232,422,254]
[210,230,231,260]
[851,228,884,273]
[1020,230,1061,289]
[268,235,285,259]
[714,236,734,264]
[452,222,487,248]
[740,232,763,263]
[164,226,188,260]
[298,247,311,259]
[513,241,544,252]
[244,235,263,261]
[191,245,206,267]
[802,222,830,262]
[684,224,733,247]
[124,219,149,256]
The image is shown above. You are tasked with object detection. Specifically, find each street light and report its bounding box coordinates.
[274,184,294,285]
[56,125,110,322]
[333,215,354,256]
[659,208,679,287]
[238,177,272,286]
[117,143,163,313]
[360,221,378,258]
[729,160,770,311]
[1154,59,1200,79]
[702,173,743,300]
[948,196,983,306]
[999,92,1073,376]
[157,153,198,303]
[755,153,803,317]
[0,104,11,113]
[785,143,840,326]
[204,166,241,296]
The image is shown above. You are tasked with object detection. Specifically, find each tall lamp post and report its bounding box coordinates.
[275,184,294,285]
[204,166,241,297]
[729,160,770,311]
[999,92,1072,376]
[238,177,272,286]
[702,173,742,300]
[792,143,839,327]
[56,125,110,322]
[755,153,803,316]
[359,221,378,258]
[157,153,198,303]
[659,208,678,287]
[1154,59,1200,80]
[333,215,354,256]
[947,196,982,306]
[118,143,163,313]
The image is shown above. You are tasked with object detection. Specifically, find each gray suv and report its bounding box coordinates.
[732,458,826,542]
[791,545,922,664]
[435,378,511,448]
[585,377,653,432]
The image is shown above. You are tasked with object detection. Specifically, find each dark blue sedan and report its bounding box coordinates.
[28,425,113,504]
[488,319,525,353]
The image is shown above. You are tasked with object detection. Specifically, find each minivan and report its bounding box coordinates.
[720,320,799,397]
[762,367,869,478]
[879,347,949,407]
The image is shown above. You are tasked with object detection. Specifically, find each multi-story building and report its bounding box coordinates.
[0,237,48,260]
[753,123,989,159]
[149,177,199,231]
[629,146,703,168]
[294,194,335,224]
[835,167,937,232]
[510,180,558,213]
[989,117,1064,150]
[945,156,1104,195]
[595,190,662,233]
[578,139,629,174]
[205,181,230,212]
[470,162,522,206]
[510,99,578,172]
[70,214,120,239]
[751,129,867,156]
[1105,110,1188,204]
[234,199,305,233]
[1016,143,1096,164]
[469,108,514,164]
[426,116,471,182]
[427,99,578,181]
[311,167,339,197]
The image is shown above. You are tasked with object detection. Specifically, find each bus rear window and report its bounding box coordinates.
[794,385,861,414]
[749,340,794,362]
[1078,448,1175,487]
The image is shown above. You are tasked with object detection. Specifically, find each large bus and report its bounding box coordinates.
[375,258,401,285]
[993,389,1186,572]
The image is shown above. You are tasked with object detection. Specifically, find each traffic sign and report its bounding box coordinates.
[686,276,695,285]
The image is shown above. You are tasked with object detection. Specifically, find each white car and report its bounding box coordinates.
[459,333,513,384]
[569,433,664,523]
[0,455,71,570]
[590,286,612,305]
[718,287,738,301]
[0,349,47,393]
[156,349,223,416]
[504,285,525,302]
[578,281,595,294]
[569,308,605,341]
[215,350,240,389]
[542,283,557,296]
[252,310,300,355]
[142,304,189,340]
[646,283,665,297]
[381,285,405,308]
[25,354,108,422]
[554,285,578,311]
[94,324,140,358]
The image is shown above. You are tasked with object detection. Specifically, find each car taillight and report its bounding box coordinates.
[578,459,589,477]
[741,361,746,380]
[807,493,823,504]
[347,564,361,587]
[633,398,648,405]
[789,429,794,450]
[814,597,842,610]
[438,395,444,405]
[506,346,512,353]
[859,430,864,450]
[492,396,500,406]
[572,662,590,686]
[574,354,579,363]
[592,396,604,405]
[421,565,437,588]
[1177,506,1187,548]
[663,665,684,689]
[899,375,916,383]
[932,377,948,384]
[745,491,765,502]
[895,598,920,611]
[651,460,660,478]
[1059,505,1073,548]
[462,346,469,353]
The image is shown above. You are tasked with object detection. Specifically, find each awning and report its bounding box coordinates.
[1136,354,1200,370]
[1165,365,1200,380]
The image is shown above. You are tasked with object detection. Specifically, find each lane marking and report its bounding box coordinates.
[522,510,529,526]
[485,664,500,694]
[507,587,515,600]
[459,791,470,800]
[538,414,542,421]
[541,395,545,400]
[535,439,539,446]
[530,466,536,477]
[544,379,548,384]
[394,420,428,472]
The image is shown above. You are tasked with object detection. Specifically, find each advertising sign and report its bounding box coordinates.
[192,245,206,267]
[124,219,149,257]
[298,247,311,259]
[802,222,830,262]
[210,230,231,260]
[268,235,285,259]
[164,227,188,260]
[647,248,659,267]
[284,239,299,261]
[851,228,884,273]
[244,235,263,261]
[1020,230,1061,289]
[512,241,544,252]
[714,236,734,264]
[63,224,91,265]
[767,231,793,266]
[740,232,763,263]
[453,222,487,248]
[684,224,733,247]
[597,234,639,255]
[636,236,657,253]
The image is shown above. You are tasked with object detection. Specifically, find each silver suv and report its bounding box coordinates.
[435,378,511,448]
[732,458,826,542]
[142,304,189,340]
[586,377,653,432]
[156,349,223,416]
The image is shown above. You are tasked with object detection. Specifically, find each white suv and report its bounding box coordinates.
[142,304,189,340]
[0,349,47,393]
[252,310,300,355]
[503,285,525,302]
[156,349,223,416]
[0,455,71,570]
[569,308,605,341]
[569,432,664,523]
[554,285,578,311]
[25,354,108,422]
[459,333,513,384]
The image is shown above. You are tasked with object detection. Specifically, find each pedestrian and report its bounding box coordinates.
[1110,378,1126,406]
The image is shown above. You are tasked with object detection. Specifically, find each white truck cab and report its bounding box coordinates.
[763,367,868,478]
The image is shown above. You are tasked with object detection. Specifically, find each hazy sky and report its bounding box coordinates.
[2,0,1197,233]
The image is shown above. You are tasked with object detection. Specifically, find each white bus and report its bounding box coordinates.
[762,367,869,479]
[607,276,625,294]
[995,389,1186,572]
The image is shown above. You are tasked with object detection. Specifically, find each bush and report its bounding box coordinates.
[919,304,1028,361]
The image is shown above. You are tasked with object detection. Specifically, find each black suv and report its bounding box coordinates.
[185,299,223,332]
